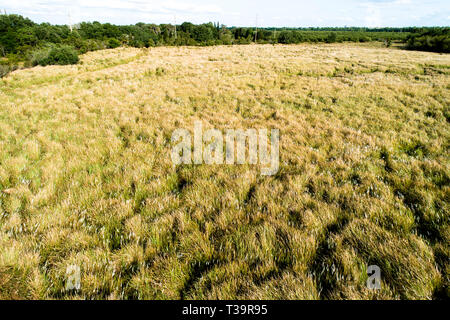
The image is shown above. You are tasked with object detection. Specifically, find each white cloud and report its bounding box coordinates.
[0,0,448,27]
[0,0,223,24]
[364,4,382,27]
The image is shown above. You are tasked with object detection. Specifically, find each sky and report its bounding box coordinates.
[1,0,449,27]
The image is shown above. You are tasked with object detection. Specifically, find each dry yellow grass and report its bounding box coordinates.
[0,43,448,300]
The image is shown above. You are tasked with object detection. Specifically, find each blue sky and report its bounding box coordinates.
[1,0,449,27]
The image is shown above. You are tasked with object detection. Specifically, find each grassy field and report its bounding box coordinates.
[0,43,448,300]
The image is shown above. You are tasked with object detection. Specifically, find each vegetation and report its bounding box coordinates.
[0,44,448,300]
[0,61,18,78]
[1,13,448,78]
[30,45,79,66]
[407,28,450,53]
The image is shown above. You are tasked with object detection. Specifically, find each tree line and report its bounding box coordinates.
[406,28,449,53]
[0,14,448,77]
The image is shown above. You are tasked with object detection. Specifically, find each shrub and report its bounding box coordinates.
[187,38,197,46]
[108,38,121,49]
[407,29,450,53]
[359,36,371,42]
[130,40,145,48]
[278,31,295,44]
[84,40,105,52]
[326,33,337,43]
[0,63,18,78]
[31,45,79,66]
[220,34,233,45]
[29,47,50,66]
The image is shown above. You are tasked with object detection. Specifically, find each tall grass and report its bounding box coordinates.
[0,44,448,300]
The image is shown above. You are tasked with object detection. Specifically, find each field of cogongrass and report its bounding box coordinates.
[0,43,448,300]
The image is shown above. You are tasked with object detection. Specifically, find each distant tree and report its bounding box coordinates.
[180,22,195,34]
[407,28,449,53]
[219,28,233,45]
[326,32,337,43]
[193,24,214,43]
[108,38,121,49]
[30,45,79,66]
[278,31,295,44]
[359,36,371,42]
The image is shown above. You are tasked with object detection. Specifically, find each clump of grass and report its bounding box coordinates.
[400,139,429,158]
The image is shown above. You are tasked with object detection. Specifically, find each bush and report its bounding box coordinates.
[82,40,105,52]
[407,29,450,53]
[359,36,371,43]
[31,45,79,66]
[278,31,295,44]
[187,38,197,46]
[129,40,145,48]
[29,47,50,66]
[0,63,18,78]
[108,38,121,49]
[326,33,337,43]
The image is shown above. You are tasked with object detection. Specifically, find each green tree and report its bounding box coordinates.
[326,32,337,43]
[108,38,121,49]
[31,45,79,66]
